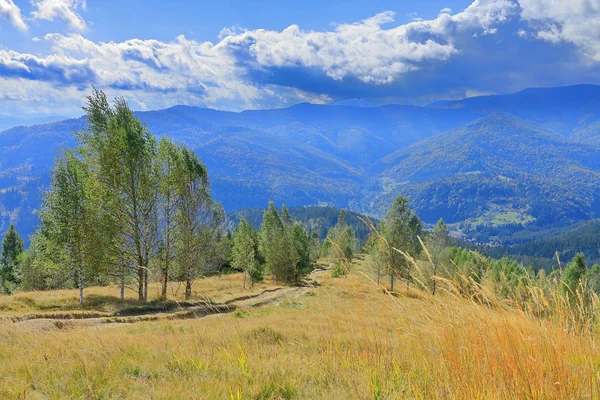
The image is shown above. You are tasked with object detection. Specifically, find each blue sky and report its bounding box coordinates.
[1,0,600,117]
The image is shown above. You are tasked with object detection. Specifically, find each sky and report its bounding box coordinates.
[1,0,600,117]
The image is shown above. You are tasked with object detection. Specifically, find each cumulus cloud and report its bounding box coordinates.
[519,0,600,61]
[219,1,517,84]
[31,0,87,31]
[0,0,27,30]
[0,0,522,114]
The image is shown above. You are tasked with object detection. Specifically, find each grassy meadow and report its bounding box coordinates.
[0,256,599,399]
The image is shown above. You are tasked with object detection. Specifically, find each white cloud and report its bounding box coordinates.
[519,0,600,61]
[31,0,87,31]
[219,0,518,84]
[0,0,27,30]
[0,0,523,113]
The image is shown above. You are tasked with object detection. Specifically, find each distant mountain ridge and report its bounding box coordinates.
[3,84,600,243]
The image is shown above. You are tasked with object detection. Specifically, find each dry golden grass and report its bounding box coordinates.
[0,274,281,316]
[0,258,599,399]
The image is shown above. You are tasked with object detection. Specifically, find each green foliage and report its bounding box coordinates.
[323,210,356,268]
[331,263,348,278]
[259,202,313,284]
[38,150,114,302]
[561,254,587,297]
[291,222,312,275]
[381,196,423,288]
[487,257,531,299]
[0,224,24,293]
[76,88,159,301]
[19,233,73,291]
[447,248,486,296]
[231,206,373,246]
[247,261,264,285]
[175,147,225,299]
[29,89,226,301]
[232,218,258,287]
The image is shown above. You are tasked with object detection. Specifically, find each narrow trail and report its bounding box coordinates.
[9,269,328,331]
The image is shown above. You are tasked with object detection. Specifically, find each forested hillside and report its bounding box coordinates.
[3,85,600,244]
[373,115,600,225]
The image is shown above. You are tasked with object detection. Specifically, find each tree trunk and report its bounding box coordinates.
[137,262,144,301]
[143,268,148,301]
[162,266,169,300]
[243,270,247,289]
[185,280,192,299]
[120,266,125,300]
[78,265,84,304]
[390,273,394,292]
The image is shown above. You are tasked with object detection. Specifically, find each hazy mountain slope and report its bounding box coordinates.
[372,115,600,224]
[163,103,477,168]
[0,118,85,238]
[0,115,69,132]
[572,120,600,145]
[191,126,363,211]
[0,116,363,237]
[429,85,600,139]
[4,85,600,241]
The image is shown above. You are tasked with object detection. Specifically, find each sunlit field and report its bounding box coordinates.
[1,256,598,399]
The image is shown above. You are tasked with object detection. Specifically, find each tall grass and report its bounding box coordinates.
[1,243,600,397]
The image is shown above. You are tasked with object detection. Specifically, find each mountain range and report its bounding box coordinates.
[2,84,600,243]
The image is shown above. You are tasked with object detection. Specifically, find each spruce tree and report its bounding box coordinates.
[562,253,587,297]
[0,224,24,293]
[281,204,293,227]
[259,201,299,284]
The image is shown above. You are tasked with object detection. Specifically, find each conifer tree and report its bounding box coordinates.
[561,253,587,297]
[0,224,24,294]
[259,201,299,283]
[281,204,293,227]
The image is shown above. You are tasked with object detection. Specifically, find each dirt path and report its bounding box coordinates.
[10,269,328,331]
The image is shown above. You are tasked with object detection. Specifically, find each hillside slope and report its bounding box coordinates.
[372,115,600,225]
[429,84,600,138]
[4,85,600,241]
